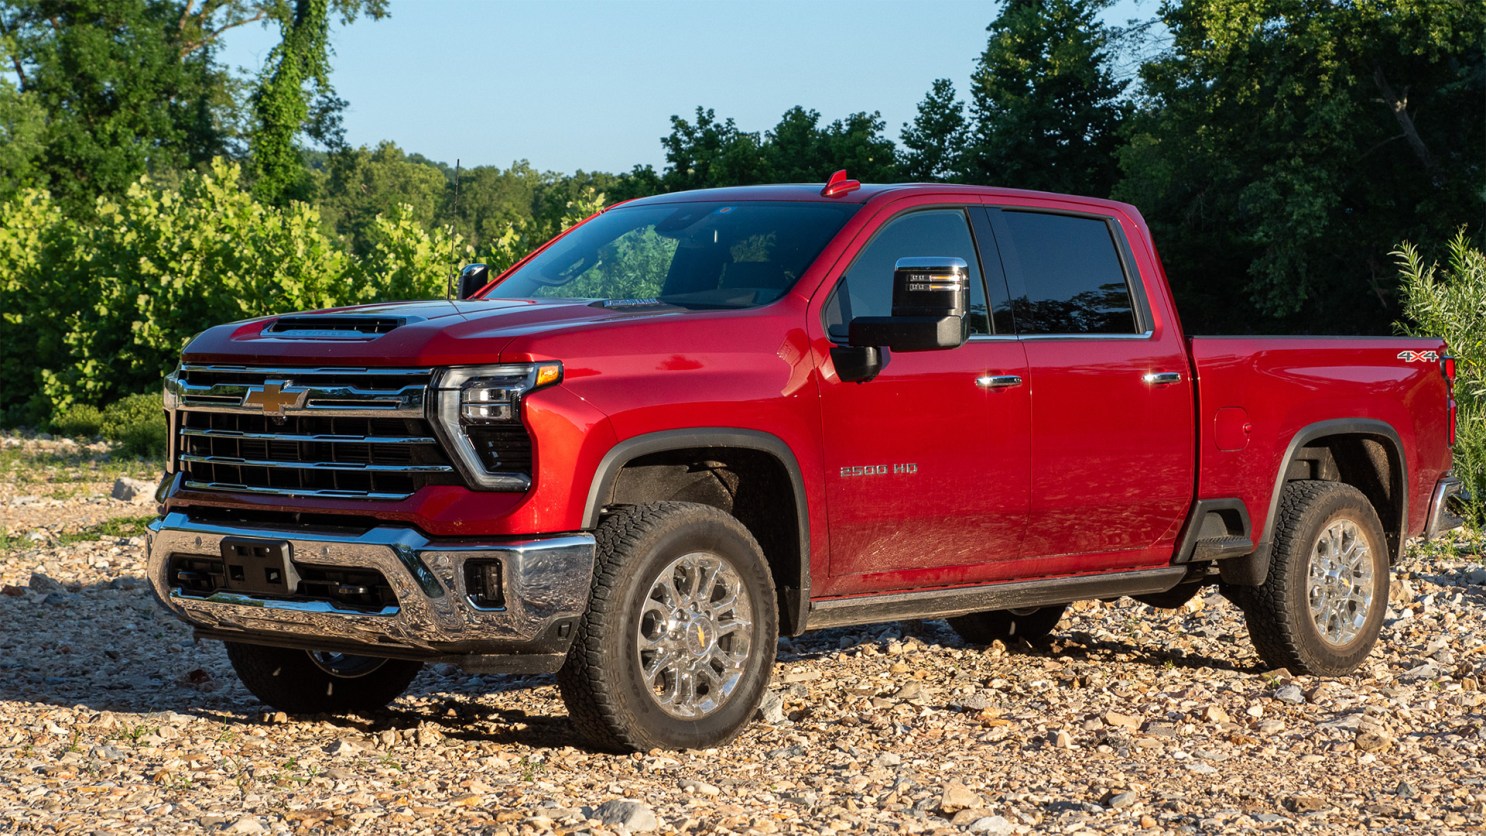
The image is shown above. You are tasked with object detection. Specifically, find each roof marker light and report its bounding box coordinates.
[821,170,861,198]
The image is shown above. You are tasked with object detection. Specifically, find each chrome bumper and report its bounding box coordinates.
[146,512,595,673]
[1424,475,1469,540]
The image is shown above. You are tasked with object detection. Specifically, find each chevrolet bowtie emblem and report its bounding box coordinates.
[242,382,307,417]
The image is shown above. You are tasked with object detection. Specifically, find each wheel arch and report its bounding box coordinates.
[1224,418,1407,586]
[582,428,811,635]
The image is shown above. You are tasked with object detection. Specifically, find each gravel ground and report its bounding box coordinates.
[2,431,1485,834]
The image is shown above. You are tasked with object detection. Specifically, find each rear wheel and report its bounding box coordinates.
[948,603,1068,645]
[1232,481,1389,675]
[224,642,422,714]
[558,502,778,751]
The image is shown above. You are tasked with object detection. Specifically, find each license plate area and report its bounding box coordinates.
[219,537,301,596]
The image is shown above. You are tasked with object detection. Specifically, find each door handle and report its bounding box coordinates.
[976,374,1023,389]
[1143,371,1183,385]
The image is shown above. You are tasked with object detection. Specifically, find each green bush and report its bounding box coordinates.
[100,393,167,458]
[1397,232,1485,530]
[0,159,465,425]
[50,403,105,438]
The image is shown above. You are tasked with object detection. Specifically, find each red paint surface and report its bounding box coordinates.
[168,183,1457,603]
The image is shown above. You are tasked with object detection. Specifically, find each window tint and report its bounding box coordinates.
[997,211,1137,335]
[824,209,990,338]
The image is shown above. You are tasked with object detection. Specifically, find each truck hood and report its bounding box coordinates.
[180,297,698,366]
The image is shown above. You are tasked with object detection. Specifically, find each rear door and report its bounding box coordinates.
[812,202,1031,595]
[982,203,1194,572]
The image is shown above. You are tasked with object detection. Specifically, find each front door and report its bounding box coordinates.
[813,206,1031,595]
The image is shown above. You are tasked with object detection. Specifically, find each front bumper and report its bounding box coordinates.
[1424,474,1470,541]
[146,512,595,674]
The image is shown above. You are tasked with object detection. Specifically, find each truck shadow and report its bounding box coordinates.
[775,619,1253,675]
[2,573,1250,751]
[0,574,591,749]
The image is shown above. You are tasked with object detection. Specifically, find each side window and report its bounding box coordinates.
[824,209,991,339]
[996,211,1139,335]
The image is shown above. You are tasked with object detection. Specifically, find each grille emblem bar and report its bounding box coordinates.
[242,381,307,419]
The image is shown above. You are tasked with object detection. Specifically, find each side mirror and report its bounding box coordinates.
[458,263,491,300]
[848,257,970,352]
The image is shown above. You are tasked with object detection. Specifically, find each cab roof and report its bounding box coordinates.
[622,182,1136,215]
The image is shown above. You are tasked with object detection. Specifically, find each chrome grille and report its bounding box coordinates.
[172,366,461,501]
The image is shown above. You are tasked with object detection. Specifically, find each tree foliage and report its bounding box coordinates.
[899,79,967,182]
[1117,0,1485,334]
[658,105,902,190]
[962,0,1129,196]
[0,161,461,423]
[1397,233,1486,527]
[0,0,231,209]
[249,0,331,204]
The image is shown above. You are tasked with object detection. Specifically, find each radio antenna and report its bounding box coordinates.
[446,158,462,300]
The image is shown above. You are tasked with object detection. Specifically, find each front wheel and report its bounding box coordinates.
[224,642,422,714]
[1233,481,1389,676]
[558,502,778,751]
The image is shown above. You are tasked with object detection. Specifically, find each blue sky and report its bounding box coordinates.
[218,0,1154,175]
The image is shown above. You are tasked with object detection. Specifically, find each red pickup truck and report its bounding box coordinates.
[147,175,1466,751]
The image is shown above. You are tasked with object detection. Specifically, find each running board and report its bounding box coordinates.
[805,567,1189,631]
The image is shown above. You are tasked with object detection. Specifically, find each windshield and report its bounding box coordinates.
[486,201,859,309]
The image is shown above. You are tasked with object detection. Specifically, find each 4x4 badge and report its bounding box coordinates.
[1397,350,1440,362]
[242,382,306,417]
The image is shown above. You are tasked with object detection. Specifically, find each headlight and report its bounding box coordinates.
[162,365,183,472]
[431,363,561,490]
[163,366,182,411]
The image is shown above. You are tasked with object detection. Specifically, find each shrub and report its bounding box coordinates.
[49,403,104,442]
[0,159,465,425]
[100,393,167,458]
[50,404,105,439]
[1396,232,1485,530]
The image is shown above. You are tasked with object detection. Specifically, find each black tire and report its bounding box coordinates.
[557,502,778,752]
[224,642,422,714]
[948,603,1068,645]
[1232,481,1389,676]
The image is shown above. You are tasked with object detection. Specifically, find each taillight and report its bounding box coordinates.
[1442,354,1457,446]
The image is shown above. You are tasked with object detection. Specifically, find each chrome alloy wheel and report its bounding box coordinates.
[635,551,755,719]
[1306,519,1375,647]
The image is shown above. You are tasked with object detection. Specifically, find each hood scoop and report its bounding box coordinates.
[264,315,410,340]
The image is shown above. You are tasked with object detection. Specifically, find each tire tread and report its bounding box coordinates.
[1235,480,1387,675]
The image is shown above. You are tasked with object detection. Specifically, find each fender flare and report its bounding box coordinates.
[1224,418,1407,586]
[582,428,812,633]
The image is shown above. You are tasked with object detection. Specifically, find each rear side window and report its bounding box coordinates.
[995,211,1138,335]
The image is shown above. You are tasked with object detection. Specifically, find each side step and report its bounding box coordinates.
[806,567,1188,631]
[1191,535,1253,562]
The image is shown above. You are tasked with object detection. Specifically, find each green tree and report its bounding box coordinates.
[819,110,900,182]
[318,141,447,253]
[1118,0,1485,334]
[763,106,831,182]
[660,107,767,191]
[250,0,330,203]
[0,0,231,209]
[248,0,387,204]
[964,0,1129,196]
[0,160,463,421]
[900,78,967,182]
